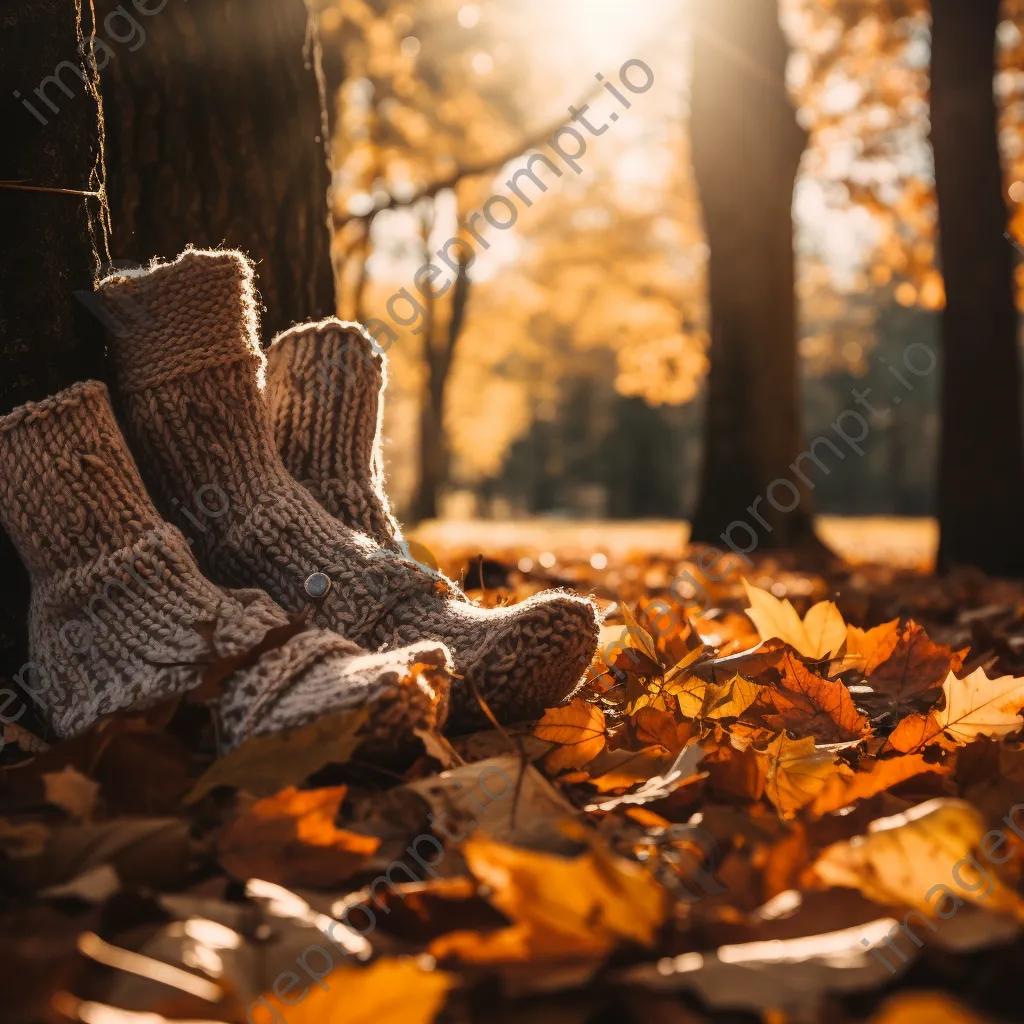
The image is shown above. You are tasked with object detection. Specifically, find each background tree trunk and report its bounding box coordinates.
[688,0,822,552]
[931,0,1024,577]
[0,0,108,679]
[409,206,471,523]
[97,0,335,343]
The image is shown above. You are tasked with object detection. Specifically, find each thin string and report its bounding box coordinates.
[0,181,103,198]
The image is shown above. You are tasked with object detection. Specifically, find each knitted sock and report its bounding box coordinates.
[265,319,405,553]
[98,249,599,729]
[0,382,451,751]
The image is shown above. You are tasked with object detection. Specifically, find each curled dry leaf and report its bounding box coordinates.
[742,579,846,660]
[218,786,379,888]
[534,699,607,773]
[812,798,1024,922]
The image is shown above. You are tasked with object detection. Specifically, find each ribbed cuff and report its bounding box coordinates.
[97,248,265,392]
[266,318,385,486]
[0,381,164,577]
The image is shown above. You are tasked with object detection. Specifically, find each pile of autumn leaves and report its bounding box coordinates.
[539,580,1024,821]
[5,574,1024,1023]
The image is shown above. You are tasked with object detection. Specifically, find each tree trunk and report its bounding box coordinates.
[97,0,335,342]
[688,0,823,552]
[409,216,470,523]
[0,0,108,673]
[931,0,1024,577]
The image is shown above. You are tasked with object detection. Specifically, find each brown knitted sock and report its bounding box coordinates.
[0,381,451,751]
[98,249,600,729]
[265,319,405,553]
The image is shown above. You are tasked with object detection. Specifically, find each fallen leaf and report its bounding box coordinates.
[405,755,579,852]
[186,707,370,801]
[810,754,950,817]
[253,957,454,1024]
[886,667,1024,752]
[218,786,379,888]
[842,619,901,675]
[675,674,764,723]
[42,766,99,822]
[886,712,940,754]
[812,798,1024,922]
[587,743,707,812]
[761,651,871,742]
[756,733,849,819]
[868,991,996,1024]
[932,666,1024,745]
[866,621,968,707]
[1,817,190,892]
[430,834,667,962]
[633,707,694,749]
[742,580,846,660]
[534,699,607,773]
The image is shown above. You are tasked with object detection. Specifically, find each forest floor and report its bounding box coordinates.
[2,518,1023,1024]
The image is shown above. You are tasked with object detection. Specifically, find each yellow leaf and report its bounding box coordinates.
[812,798,1024,922]
[933,667,1024,745]
[253,957,454,1024]
[534,699,607,773]
[889,668,1024,752]
[742,579,846,660]
[430,834,667,962]
[756,733,849,819]
[675,673,763,722]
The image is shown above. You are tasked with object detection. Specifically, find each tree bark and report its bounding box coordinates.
[931,0,1024,577]
[97,0,336,343]
[0,1,108,412]
[688,0,823,552]
[0,0,108,673]
[409,209,470,523]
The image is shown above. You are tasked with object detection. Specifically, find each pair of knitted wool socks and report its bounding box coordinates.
[0,248,599,750]
[0,382,450,752]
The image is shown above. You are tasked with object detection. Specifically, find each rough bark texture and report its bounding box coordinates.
[0,0,109,678]
[931,0,1024,577]
[97,0,336,343]
[688,0,822,552]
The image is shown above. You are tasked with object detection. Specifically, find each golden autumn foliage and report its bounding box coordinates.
[4,538,1024,1022]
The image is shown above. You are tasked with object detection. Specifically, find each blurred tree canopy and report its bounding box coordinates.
[312,0,1022,536]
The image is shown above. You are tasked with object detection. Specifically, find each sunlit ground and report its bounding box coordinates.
[412,516,938,572]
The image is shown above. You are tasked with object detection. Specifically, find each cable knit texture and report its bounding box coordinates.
[0,381,450,749]
[266,319,405,553]
[99,248,600,728]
